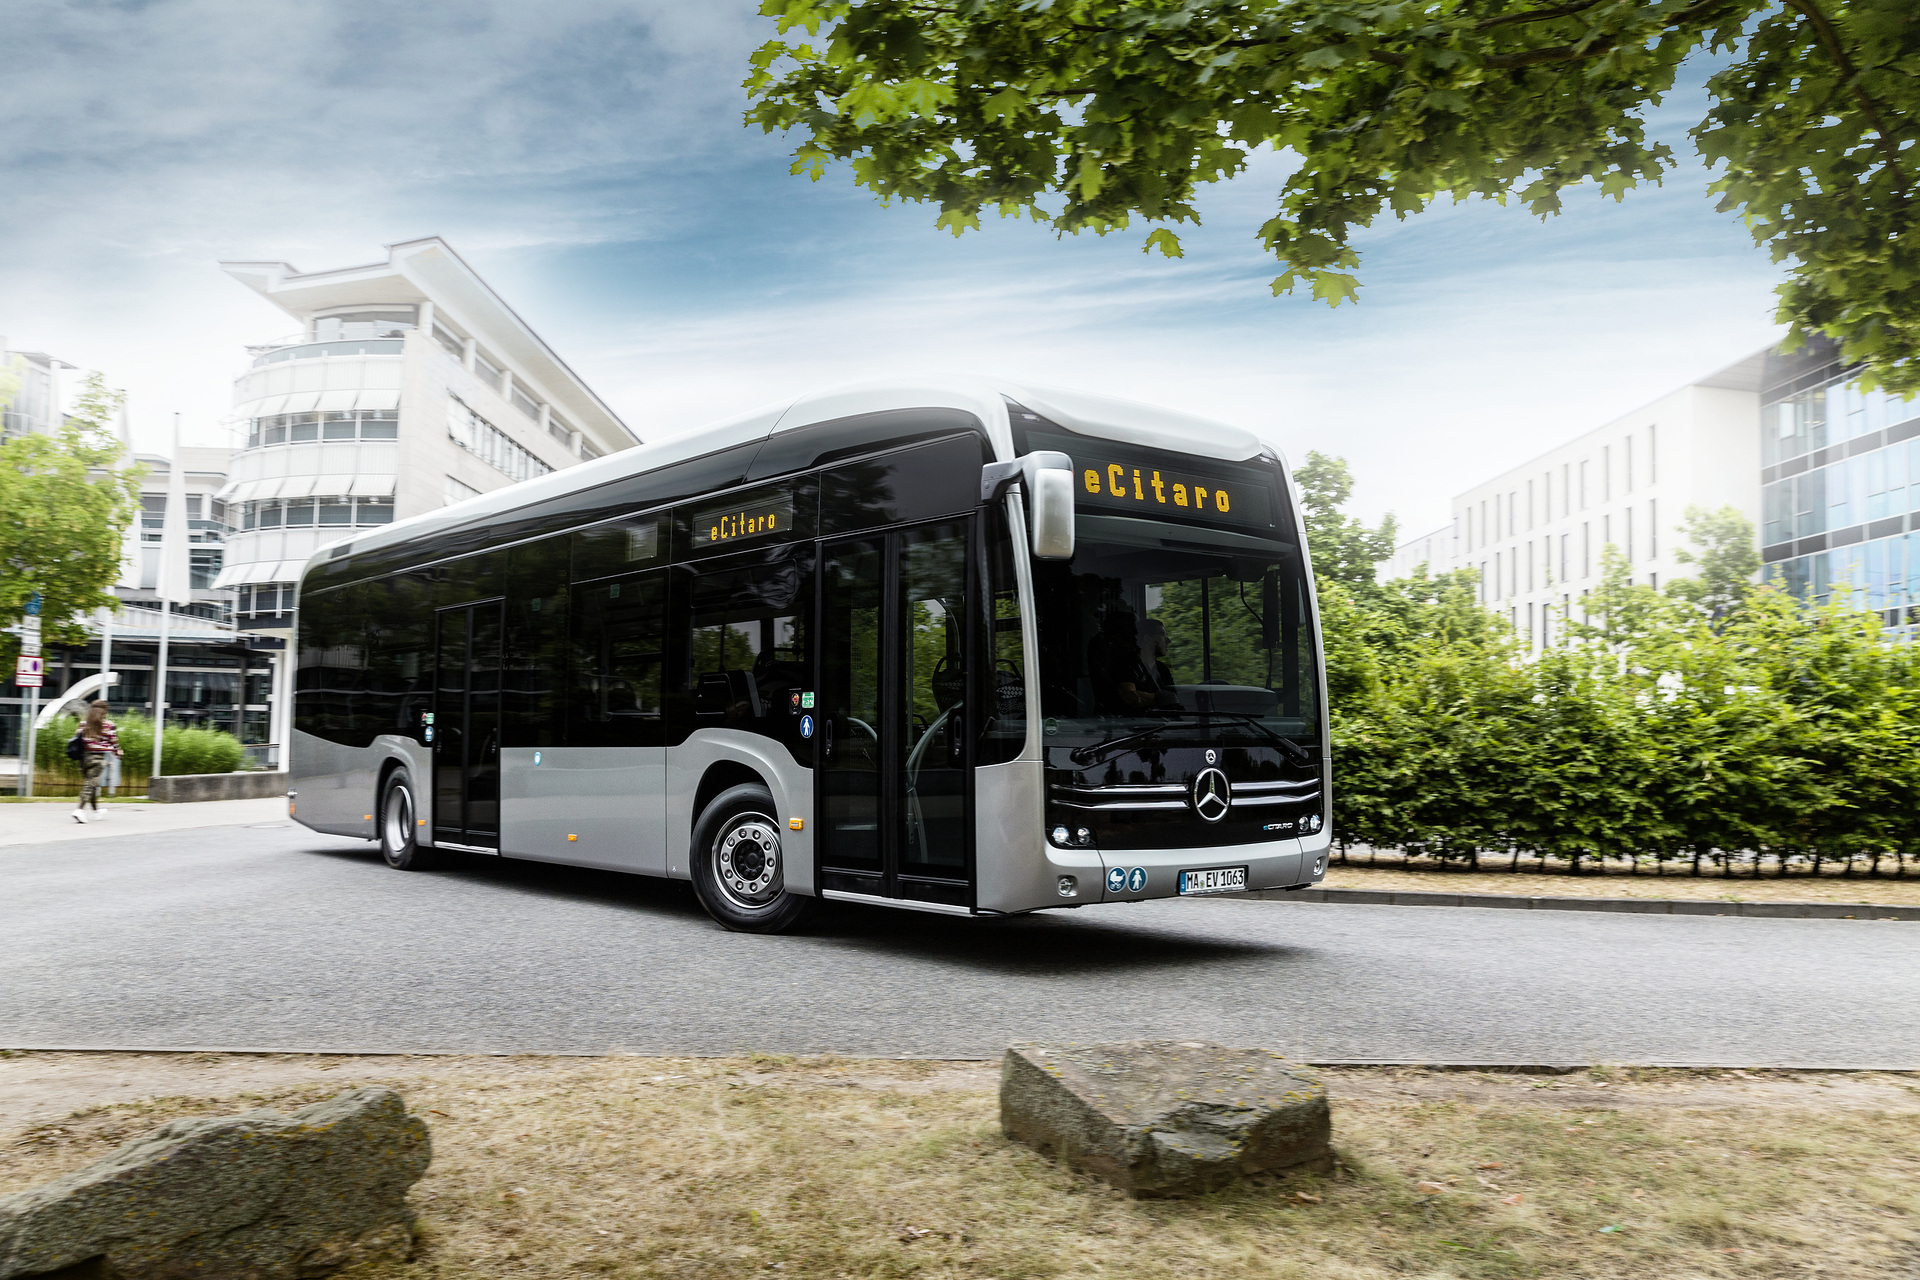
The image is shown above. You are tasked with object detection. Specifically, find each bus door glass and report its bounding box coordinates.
[818,519,973,905]
[434,599,503,848]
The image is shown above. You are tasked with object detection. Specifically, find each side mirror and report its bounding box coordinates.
[981,451,1075,560]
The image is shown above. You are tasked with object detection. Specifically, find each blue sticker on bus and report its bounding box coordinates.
[1127,867,1148,893]
[1106,867,1126,894]
[533,751,542,765]
[799,714,814,739]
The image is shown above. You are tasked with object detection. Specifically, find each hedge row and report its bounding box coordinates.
[1325,553,1920,875]
[33,712,247,786]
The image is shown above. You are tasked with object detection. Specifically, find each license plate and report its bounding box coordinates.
[1178,866,1248,896]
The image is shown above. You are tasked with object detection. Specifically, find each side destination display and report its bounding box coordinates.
[1023,430,1276,530]
[692,492,795,549]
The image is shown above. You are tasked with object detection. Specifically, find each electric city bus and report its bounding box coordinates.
[289,379,1329,932]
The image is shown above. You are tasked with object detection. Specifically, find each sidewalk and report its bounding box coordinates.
[0,797,291,847]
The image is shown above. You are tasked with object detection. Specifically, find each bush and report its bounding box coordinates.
[1330,544,1920,875]
[34,712,246,781]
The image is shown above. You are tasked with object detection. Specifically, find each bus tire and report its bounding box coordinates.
[690,783,813,933]
[379,768,437,871]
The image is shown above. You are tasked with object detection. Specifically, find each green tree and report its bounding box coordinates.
[747,0,1920,392]
[0,373,144,656]
[1666,504,1762,625]
[1292,451,1398,595]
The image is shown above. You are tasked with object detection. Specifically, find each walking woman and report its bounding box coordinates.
[73,700,121,823]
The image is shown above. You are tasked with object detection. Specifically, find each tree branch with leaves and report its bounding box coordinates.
[747,0,1920,390]
[0,373,144,659]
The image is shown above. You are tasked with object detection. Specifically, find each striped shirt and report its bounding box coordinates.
[82,720,121,755]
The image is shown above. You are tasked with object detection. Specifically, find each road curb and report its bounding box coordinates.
[0,1047,1913,1072]
[1253,886,1920,920]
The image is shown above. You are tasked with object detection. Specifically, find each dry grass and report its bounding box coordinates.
[1324,857,1920,907]
[3,1055,1918,1279]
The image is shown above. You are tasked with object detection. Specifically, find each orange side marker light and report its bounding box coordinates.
[788,818,804,830]
[568,834,578,841]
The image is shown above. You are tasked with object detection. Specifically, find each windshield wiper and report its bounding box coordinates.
[1069,723,1177,766]
[1066,711,1316,768]
[1202,712,1316,766]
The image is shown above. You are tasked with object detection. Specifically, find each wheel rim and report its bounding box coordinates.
[384,784,413,858]
[712,812,783,910]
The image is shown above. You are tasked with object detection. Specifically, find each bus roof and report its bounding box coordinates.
[304,376,1273,579]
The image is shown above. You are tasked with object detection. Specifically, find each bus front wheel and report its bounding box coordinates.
[379,768,438,871]
[691,783,813,934]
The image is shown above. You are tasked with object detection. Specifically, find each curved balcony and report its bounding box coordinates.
[250,338,404,368]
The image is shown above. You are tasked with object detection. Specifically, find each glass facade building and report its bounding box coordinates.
[1759,337,1920,635]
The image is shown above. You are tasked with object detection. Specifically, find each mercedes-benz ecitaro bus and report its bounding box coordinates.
[289,380,1329,931]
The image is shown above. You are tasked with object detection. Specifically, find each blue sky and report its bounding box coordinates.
[0,0,1785,534]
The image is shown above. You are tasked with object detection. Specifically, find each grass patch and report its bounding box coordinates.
[2,1059,1915,1278]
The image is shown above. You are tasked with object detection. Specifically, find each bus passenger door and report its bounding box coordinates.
[433,599,503,852]
[818,519,973,907]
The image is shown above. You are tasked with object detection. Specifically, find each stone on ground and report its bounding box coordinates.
[0,1086,430,1280]
[1001,1040,1331,1196]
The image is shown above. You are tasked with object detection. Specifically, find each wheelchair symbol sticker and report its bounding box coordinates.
[1126,867,1148,892]
[1106,867,1126,894]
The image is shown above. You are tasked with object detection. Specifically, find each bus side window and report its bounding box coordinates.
[569,571,666,748]
[682,547,813,764]
[976,509,1027,765]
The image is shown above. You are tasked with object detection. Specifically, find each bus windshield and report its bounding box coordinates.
[1030,514,1320,755]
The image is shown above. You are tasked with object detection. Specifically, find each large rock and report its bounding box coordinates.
[0,1087,430,1280]
[1001,1041,1331,1196]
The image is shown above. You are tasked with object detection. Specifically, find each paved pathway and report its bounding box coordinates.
[0,797,285,846]
[4,823,1915,1066]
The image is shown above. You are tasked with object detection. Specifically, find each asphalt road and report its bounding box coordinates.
[4,822,1916,1067]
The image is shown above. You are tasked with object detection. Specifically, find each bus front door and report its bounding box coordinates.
[818,520,973,908]
[433,599,503,852]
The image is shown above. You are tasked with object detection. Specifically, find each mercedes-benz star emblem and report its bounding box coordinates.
[1190,767,1232,823]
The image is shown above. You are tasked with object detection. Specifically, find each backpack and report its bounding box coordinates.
[65,732,87,762]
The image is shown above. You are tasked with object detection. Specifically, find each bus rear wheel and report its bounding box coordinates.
[691,783,813,934]
[379,768,438,871]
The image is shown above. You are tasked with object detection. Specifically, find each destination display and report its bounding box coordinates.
[1026,432,1276,530]
[692,493,795,549]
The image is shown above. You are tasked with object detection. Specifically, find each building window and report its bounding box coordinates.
[247,410,398,448]
[446,398,552,484]
[473,350,506,392]
[510,381,542,421]
[238,496,392,529]
[313,307,416,341]
[1579,461,1588,510]
[433,324,466,359]
[1648,424,1657,484]
[1648,499,1657,559]
[579,440,601,460]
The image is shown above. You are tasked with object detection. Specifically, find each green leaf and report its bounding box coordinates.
[1142,227,1185,258]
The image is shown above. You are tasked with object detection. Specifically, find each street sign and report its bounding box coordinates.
[15,655,44,688]
[19,614,41,658]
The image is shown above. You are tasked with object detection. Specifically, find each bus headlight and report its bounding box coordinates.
[1051,825,1070,845]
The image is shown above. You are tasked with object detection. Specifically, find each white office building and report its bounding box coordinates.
[212,238,638,751]
[1379,523,1456,582]
[1,340,73,441]
[1383,358,1763,647]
